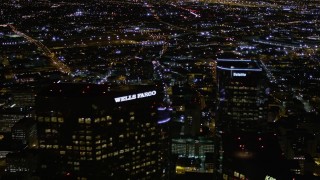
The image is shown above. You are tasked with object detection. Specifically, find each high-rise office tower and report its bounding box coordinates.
[35,83,169,179]
[216,59,268,133]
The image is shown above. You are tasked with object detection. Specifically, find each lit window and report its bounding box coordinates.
[94,118,100,123]
[52,129,58,134]
[51,117,57,122]
[86,136,92,140]
[58,117,64,123]
[234,171,239,177]
[85,118,91,124]
[60,151,66,155]
[119,119,124,123]
[78,118,84,124]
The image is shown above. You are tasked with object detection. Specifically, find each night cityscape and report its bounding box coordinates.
[0,0,320,179]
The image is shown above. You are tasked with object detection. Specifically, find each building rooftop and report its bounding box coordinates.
[217,59,262,71]
[35,83,163,115]
[37,83,159,98]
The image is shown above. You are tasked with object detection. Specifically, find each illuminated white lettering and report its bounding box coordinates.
[233,72,246,77]
[114,91,157,103]
[137,93,145,98]
[130,94,137,100]
[265,175,276,180]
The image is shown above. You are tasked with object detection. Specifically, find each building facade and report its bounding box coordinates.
[35,83,169,179]
[216,59,268,133]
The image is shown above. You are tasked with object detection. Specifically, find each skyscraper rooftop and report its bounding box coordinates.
[216,59,263,71]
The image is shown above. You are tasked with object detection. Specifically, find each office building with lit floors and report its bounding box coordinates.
[215,59,293,179]
[216,59,269,133]
[35,83,170,179]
